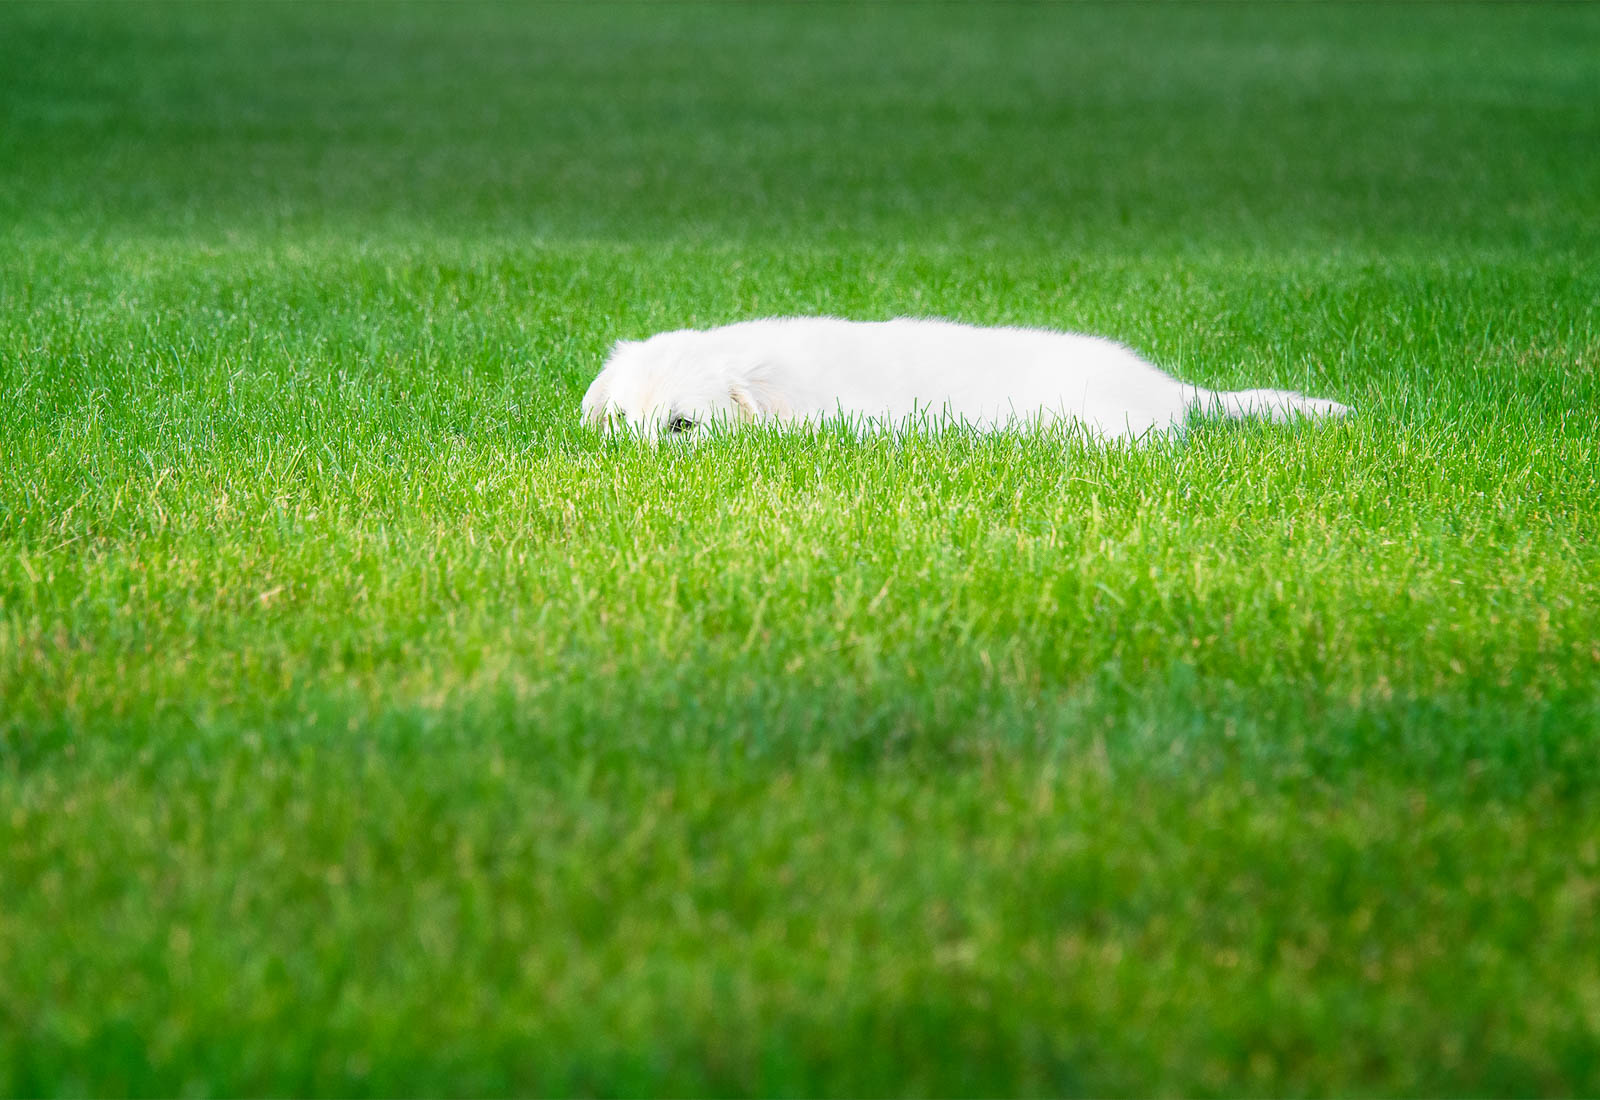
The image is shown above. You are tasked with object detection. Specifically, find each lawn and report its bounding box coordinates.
[2,2,1599,1094]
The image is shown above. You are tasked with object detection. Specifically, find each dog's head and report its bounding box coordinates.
[581,330,789,440]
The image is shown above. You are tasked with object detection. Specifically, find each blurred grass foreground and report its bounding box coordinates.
[2,3,1599,1095]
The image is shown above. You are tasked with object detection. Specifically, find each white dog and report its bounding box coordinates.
[581,317,1349,442]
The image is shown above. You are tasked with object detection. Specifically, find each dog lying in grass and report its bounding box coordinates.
[581,317,1350,442]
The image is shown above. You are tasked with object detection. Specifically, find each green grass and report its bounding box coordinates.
[3,2,1600,1094]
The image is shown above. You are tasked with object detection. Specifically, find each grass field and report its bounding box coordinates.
[3,2,1599,1094]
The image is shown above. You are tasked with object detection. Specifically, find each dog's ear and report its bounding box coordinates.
[728,383,761,422]
[729,375,791,422]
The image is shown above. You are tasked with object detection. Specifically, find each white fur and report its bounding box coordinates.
[581,317,1350,442]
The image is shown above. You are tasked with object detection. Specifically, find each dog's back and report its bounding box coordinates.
[689,317,1206,436]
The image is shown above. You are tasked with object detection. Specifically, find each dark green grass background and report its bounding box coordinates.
[3,3,1599,1095]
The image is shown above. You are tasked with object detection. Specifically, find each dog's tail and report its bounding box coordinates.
[1191,386,1351,424]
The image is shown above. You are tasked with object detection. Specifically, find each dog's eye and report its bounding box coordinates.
[667,415,696,435]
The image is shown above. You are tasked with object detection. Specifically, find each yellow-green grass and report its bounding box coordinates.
[2,3,1598,1094]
